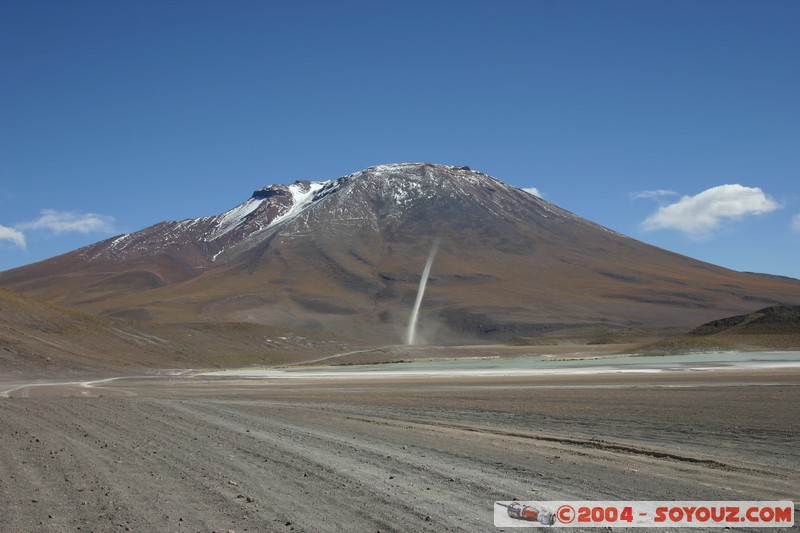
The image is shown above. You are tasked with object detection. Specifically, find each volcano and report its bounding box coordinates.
[2,163,800,343]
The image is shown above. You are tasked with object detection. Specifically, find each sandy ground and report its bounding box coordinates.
[1,368,798,532]
[290,343,644,366]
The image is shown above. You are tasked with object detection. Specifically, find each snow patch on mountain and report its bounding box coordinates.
[268,181,328,229]
[208,197,266,241]
[107,233,131,250]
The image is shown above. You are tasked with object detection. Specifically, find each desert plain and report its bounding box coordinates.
[1,347,798,533]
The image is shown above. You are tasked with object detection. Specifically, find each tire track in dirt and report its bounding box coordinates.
[1,398,268,531]
[163,399,519,530]
[182,399,798,501]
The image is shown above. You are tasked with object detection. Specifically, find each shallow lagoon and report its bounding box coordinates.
[201,351,800,379]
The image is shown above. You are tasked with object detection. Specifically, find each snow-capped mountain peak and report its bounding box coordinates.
[74,163,603,270]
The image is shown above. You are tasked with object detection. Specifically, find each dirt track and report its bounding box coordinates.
[1,370,798,532]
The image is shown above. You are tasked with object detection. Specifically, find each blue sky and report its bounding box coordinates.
[1,0,799,278]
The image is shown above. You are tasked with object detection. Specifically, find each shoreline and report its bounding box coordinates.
[195,350,800,379]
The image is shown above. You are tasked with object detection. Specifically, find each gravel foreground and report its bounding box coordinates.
[1,370,798,532]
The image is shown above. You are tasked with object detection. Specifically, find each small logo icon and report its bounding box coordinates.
[557,504,576,524]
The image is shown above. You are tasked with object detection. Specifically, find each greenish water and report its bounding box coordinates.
[304,351,800,374]
[201,351,800,379]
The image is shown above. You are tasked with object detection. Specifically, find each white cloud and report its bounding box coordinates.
[629,189,678,201]
[792,213,800,234]
[522,186,542,197]
[17,209,115,235]
[642,184,779,239]
[0,224,26,248]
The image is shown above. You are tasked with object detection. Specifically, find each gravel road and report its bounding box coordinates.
[1,370,798,532]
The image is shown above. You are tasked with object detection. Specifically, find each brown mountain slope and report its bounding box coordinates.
[0,288,353,372]
[2,163,800,344]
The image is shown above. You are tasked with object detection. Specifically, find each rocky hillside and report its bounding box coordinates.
[689,305,800,337]
[0,288,352,372]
